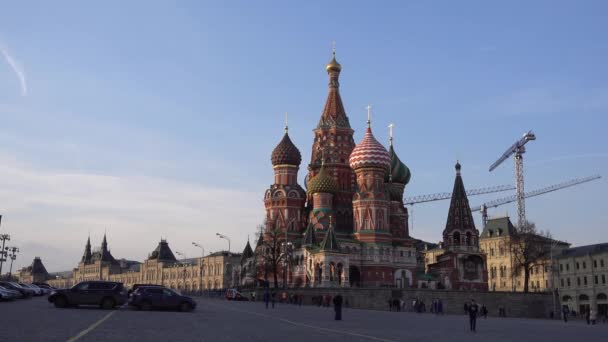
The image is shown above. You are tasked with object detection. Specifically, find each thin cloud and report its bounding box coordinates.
[0,43,27,96]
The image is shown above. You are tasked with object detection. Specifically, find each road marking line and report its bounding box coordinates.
[66,310,116,342]
[206,302,396,342]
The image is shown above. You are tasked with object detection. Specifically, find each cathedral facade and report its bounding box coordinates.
[257,52,417,288]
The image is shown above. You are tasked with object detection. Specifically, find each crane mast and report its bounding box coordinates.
[489,131,536,228]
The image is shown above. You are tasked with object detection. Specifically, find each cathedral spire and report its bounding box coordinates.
[101,233,108,251]
[318,46,350,129]
[443,161,478,248]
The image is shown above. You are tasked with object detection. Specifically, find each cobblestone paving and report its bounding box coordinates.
[1,297,606,342]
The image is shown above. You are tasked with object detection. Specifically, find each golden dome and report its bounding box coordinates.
[326,53,341,73]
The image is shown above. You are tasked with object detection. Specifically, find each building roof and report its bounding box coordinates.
[148,239,177,262]
[349,127,391,171]
[317,53,350,129]
[385,144,411,185]
[302,224,317,247]
[319,226,340,252]
[480,216,516,238]
[271,131,302,167]
[559,243,608,258]
[206,251,242,258]
[443,161,477,236]
[307,163,340,195]
[240,240,254,263]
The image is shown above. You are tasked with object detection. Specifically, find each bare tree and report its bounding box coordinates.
[510,221,552,293]
[256,223,285,290]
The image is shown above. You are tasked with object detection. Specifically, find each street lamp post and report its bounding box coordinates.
[216,233,231,253]
[0,233,10,275]
[192,242,205,257]
[7,247,19,279]
[549,239,560,318]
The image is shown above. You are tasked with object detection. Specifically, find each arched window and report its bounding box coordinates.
[597,293,607,300]
[453,232,461,245]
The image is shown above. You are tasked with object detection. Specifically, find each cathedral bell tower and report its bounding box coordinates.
[264,121,306,240]
[349,110,392,243]
[308,49,356,234]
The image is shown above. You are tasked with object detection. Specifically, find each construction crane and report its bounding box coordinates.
[403,184,515,206]
[489,130,536,228]
[471,175,601,228]
[404,184,515,232]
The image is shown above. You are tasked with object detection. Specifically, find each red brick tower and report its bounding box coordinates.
[428,162,488,290]
[264,125,306,240]
[349,116,392,243]
[307,51,356,234]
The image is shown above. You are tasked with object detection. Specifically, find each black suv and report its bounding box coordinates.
[48,281,128,309]
[128,286,196,312]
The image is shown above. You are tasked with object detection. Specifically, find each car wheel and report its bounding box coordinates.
[180,302,192,312]
[101,298,116,310]
[141,301,152,311]
[54,296,68,308]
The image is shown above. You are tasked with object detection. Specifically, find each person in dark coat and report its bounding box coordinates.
[333,294,343,320]
[263,290,270,309]
[562,306,569,323]
[468,299,479,332]
[271,290,276,309]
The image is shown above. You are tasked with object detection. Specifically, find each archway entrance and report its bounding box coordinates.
[349,266,361,287]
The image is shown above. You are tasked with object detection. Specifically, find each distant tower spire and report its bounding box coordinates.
[284,112,289,133]
[388,123,394,146]
[366,105,372,128]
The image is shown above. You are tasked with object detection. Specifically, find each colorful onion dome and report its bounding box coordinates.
[307,164,339,194]
[349,127,391,171]
[271,132,302,166]
[385,145,411,185]
[326,53,342,73]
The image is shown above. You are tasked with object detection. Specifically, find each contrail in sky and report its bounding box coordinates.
[0,43,27,96]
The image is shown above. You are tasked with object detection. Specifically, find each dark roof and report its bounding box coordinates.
[241,241,254,263]
[207,251,241,258]
[302,224,317,247]
[317,55,350,129]
[320,227,340,252]
[271,132,302,166]
[443,162,477,235]
[480,216,516,238]
[148,240,177,262]
[560,243,608,258]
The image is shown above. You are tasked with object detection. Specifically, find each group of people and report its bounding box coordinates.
[562,305,604,324]
[260,290,344,320]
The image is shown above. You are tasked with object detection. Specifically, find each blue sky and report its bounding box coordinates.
[1,1,607,272]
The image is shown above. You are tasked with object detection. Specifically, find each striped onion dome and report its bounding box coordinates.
[307,164,339,194]
[349,127,391,171]
[385,145,411,185]
[271,132,302,166]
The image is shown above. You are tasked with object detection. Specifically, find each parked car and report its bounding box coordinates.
[128,283,165,296]
[225,289,248,301]
[33,283,56,290]
[128,286,196,312]
[48,281,128,309]
[19,283,43,296]
[0,282,34,298]
[0,286,20,301]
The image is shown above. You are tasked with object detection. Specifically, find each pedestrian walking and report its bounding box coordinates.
[468,299,479,332]
[590,309,597,325]
[585,308,590,325]
[438,299,444,315]
[481,305,488,318]
[333,294,343,320]
[271,290,276,308]
[263,290,270,309]
[464,302,469,315]
[562,305,569,323]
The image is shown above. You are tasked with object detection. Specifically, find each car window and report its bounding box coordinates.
[145,288,163,295]
[74,283,90,291]
[162,289,176,296]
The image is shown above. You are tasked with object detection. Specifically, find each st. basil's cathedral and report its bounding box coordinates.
[257,51,488,290]
[258,51,418,288]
